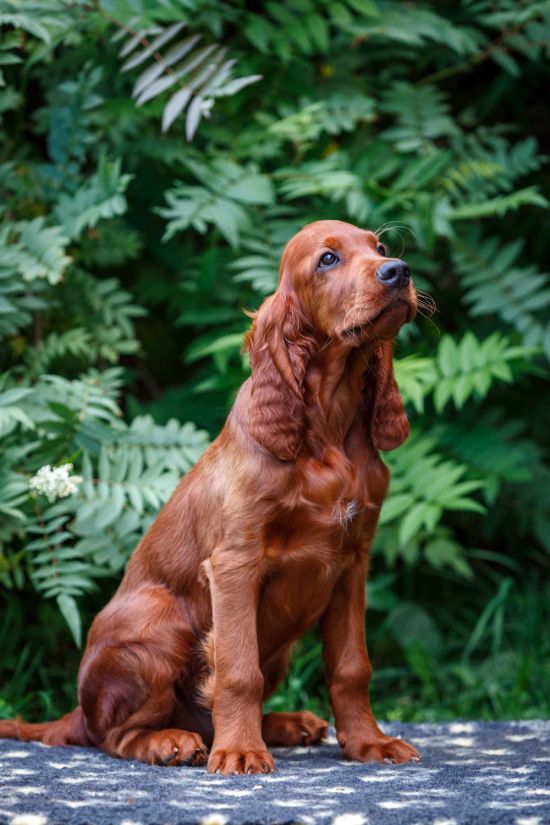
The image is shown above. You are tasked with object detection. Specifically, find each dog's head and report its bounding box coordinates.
[245,220,416,460]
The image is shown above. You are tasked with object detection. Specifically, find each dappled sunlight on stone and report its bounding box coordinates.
[1,721,548,824]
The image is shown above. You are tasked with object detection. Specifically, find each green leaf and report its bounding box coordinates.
[54,157,133,240]
[451,187,548,220]
[184,332,244,365]
[56,594,82,647]
[399,503,429,547]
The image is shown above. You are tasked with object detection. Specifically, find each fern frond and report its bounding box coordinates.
[395,332,534,414]
[24,488,119,645]
[244,0,377,60]
[276,153,359,201]
[114,19,261,138]
[229,206,303,295]
[450,186,547,220]
[380,434,485,549]
[453,231,550,358]
[25,500,100,645]
[268,93,375,147]
[34,370,124,432]
[432,332,533,412]
[73,446,177,531]
[25,328,93,376]
[0,233,49,337]
[394,355,438,414]
[380,82,458,153]
[54,270,144,363]
[0,0,71,43]
[43,63,103,174]
[79,220,142,268]
[0,386,34,438]
[22,414,208,642]
[0,466,28,523]
[434,411,539,502]
[3,219,70,285]
[350,4,483,55]
[123,416,209,473]
[443,132,543,199]
[53,157,133,240]
[159,157,274,246]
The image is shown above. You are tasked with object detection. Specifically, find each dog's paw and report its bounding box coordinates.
[343,735,420,764]
[135,729,208,766]
[208,746,275,775]
[263,710,329,746]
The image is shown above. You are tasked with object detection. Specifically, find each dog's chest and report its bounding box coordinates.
[256,452,386,643]
[262,452,381,559]
[257,552,341,657]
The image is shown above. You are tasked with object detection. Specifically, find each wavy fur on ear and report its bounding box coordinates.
[368,341,409,452]
[244,292,316,461]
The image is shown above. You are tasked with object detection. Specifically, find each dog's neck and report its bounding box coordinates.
[303,337,377,453]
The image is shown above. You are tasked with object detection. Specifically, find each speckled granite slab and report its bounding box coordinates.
[1,720,549,824]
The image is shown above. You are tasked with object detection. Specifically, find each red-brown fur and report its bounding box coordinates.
[0,220,420,773]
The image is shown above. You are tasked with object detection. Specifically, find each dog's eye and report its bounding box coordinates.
[376,243,386,256]
[318,251,339,268]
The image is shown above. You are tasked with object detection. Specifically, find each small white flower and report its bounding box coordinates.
[29,463,82,503]
[200,815,228,825]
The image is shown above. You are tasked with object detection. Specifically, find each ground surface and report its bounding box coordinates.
[0,720,549,825]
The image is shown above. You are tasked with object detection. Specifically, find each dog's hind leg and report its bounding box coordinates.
[78,585,208,766]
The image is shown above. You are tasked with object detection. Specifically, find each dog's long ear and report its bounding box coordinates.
[244,292,316,461]
[368,341,409,451]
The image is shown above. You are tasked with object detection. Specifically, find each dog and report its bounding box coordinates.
[0,220,420,774]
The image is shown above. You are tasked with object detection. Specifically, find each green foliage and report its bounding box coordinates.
[453,231,550,357]
[0,0,548,721]
[380,434,485,557]
[395,332,534,414]
[54,157,133,240]
[373,575,550,722]
[1,219,70,287]
[1,368,209,645]
[243,0,378,61]
[160,156,275,246]
[380,82,459,153]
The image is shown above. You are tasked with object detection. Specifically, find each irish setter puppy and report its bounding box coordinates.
[1,220,420,773]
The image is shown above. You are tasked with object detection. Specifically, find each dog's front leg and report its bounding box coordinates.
[207,547,274,775]
[320,557,420,764]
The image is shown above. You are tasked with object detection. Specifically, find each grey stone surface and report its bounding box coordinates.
[1,720,549,824]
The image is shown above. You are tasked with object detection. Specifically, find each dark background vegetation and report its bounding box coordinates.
[0,0,549,725]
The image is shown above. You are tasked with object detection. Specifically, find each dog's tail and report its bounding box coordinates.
[0,706,90,747]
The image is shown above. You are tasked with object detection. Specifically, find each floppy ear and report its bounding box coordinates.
[367,341,409,451]
[244,292,316,461]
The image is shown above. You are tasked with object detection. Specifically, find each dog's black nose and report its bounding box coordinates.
[376,260,411,289]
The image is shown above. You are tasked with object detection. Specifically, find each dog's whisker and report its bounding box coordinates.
[415,307,441,335]
[415,290,438,316]
[416,297,437,315]
[416,301,437,316]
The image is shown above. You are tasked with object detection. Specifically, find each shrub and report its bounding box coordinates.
[1,0,548,721]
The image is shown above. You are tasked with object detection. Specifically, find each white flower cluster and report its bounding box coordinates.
[28,463,82,503]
